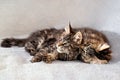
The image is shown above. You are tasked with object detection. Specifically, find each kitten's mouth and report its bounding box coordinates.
[56,47,69,54]
[57,48,64,53]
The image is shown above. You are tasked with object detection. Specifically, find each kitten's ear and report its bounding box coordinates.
[73,31,83,44]
[65,23,72,34]
[98,43,110,51]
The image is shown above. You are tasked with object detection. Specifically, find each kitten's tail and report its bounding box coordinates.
[1,38,28,47]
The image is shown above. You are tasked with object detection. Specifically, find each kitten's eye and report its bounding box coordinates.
[63,42,70,46]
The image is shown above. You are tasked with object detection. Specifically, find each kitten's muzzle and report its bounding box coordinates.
[56,44,69,54]
[56,46,64,53]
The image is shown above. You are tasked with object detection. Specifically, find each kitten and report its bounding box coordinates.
[56,24,112,64]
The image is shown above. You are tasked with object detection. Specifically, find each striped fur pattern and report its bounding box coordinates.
[1,28,64,63]
[1,24,112,64]
[56,24,112,64]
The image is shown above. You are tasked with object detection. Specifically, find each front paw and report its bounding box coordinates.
[31,56,42,63]
[90,60,108,64]
[42,54,53,63]
[30,53,42,63]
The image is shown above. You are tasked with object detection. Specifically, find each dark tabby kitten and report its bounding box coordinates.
[56,24,111,64]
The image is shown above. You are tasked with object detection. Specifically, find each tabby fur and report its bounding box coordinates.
[1,24,112,64]
[56,24,111,64]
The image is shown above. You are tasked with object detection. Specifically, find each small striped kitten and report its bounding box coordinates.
[1,24,111,64]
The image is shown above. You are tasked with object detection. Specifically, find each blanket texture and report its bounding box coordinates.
[0,31,120,80]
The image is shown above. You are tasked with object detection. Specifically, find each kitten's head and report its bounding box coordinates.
[56,23,82,54]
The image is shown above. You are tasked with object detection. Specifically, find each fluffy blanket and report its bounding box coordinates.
[0,31,120,80]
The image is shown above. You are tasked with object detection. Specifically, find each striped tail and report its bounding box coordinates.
[1,38,28,47]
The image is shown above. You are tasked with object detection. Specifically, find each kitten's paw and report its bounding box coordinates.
[1,38,13,47]
[42,55,53,63]
[31,56,42,63]
[90,60,108,64]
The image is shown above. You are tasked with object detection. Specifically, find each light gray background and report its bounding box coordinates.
[0,0,120,38]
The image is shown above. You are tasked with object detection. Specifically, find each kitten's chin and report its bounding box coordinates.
[57,48,63,53]
[57,48,69,54]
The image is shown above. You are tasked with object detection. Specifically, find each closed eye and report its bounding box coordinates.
[63,41,68,44]
[63,43,70,47]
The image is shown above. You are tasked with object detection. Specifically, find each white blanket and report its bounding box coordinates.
[0,31,120,80]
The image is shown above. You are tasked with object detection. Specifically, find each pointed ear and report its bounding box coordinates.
[64,23,72,34]
[73,31,82,44]
[98,43,110,51]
